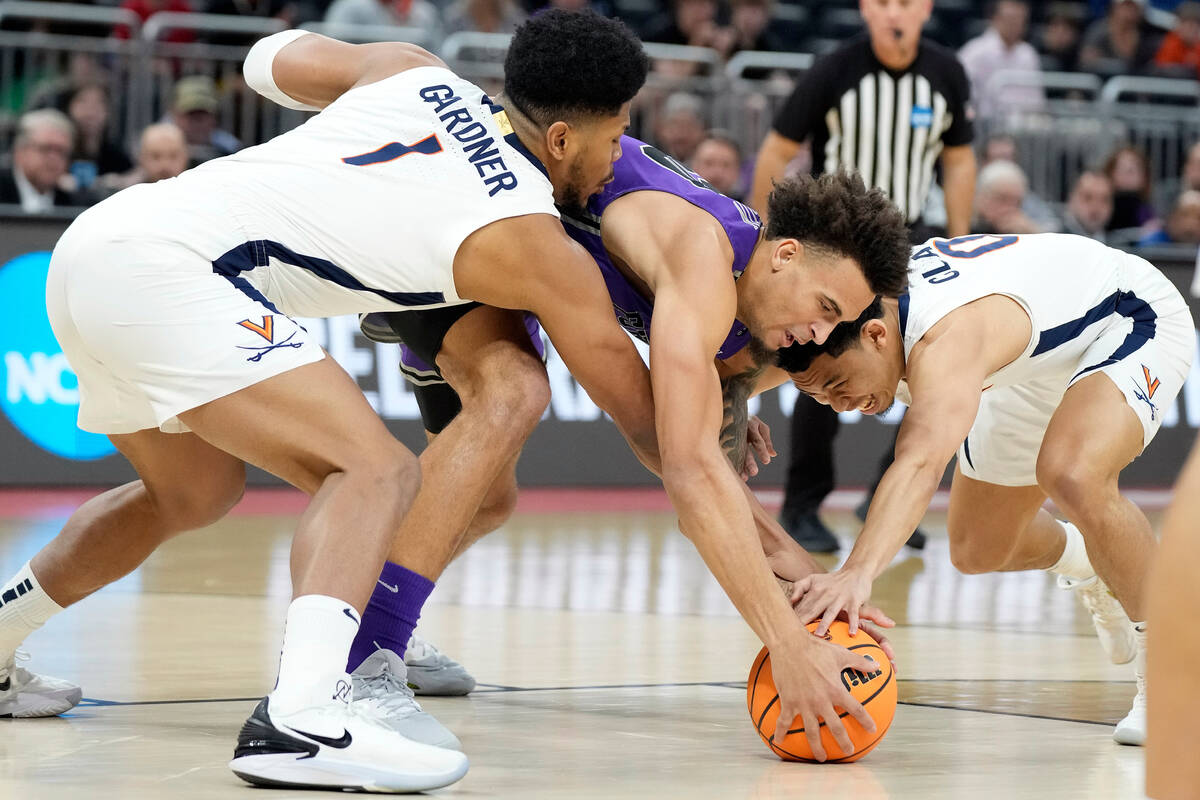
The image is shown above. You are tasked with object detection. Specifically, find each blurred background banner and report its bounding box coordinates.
[3,213,1198,487]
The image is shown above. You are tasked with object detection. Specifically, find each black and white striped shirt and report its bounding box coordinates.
[773,34,973,224]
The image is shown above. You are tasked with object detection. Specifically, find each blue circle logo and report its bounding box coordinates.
[0,252,116,460]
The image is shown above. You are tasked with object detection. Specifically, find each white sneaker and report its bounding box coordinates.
[229,695,468,792]
[0,649,82,718]
[405,633,476,696]
[1057,575,1136,664]
[351,649,461,750]
[1114,625,1146,746]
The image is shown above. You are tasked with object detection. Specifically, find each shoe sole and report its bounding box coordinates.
[3,688,83,718]
[1112,729,1145,746]
[230,753,468,793]
[406,665,476,697]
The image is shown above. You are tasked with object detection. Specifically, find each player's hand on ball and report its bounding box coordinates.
[858,620,897,672]
[740,416,776,479]
[790,568,874,636]
[768,636,878,762]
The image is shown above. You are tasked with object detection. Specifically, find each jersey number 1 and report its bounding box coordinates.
[342,134,443,166]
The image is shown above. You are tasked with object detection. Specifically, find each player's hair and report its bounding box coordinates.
[765,172,909,299]
[14,108,74,148]
[503,10,649,127]
[774,296,885,373]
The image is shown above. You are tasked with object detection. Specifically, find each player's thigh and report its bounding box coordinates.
[108,428,246,528]
[947,465,1047,570]
[178,355,416,496]
[1036,372,1145,497]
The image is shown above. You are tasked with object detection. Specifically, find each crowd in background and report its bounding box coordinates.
[1,0,1199,253]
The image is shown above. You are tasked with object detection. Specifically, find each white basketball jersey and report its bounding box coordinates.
[896,233,1187,394]
[112,66,557,318]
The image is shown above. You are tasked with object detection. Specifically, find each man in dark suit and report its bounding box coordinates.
[0,109,82,212]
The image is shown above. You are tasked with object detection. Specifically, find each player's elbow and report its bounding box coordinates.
[661,447,727,501]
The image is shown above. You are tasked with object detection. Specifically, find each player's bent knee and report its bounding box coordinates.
[1036,457,1108,518]
[147,462,247,533]
[949,541,1006,575]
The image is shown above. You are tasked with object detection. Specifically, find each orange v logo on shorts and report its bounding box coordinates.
[1141,365,1160,400]
[238,316,275,343]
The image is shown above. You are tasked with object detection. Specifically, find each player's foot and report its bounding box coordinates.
[1113,624,1146,746]
[0,649,82,718]
[405,633,476,696]
[1057,575,1136,664]
[351,648,462,750]
[229,695,468,792]
[780,510,839,553]
[856,495,926,549]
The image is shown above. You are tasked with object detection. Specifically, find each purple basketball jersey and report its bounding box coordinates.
[559,135,764,359]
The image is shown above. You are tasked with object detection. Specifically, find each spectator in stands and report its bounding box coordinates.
[444,0,526,35]
[1104,144,1159,230]
[1039,2,1085,71]
[0,109,81,212]
[1183,139,1200,192]
[324,0,441,33]
[136,123,189,184]
[204,0,299,44]
[169,76,241,168]
[645,0,736,74]
[979,132,1061,233]
[653,92,707,162]
[981,131,1018,164]
[728,0,783,55]
[63,82,133,195]
[973,158,1054,233]
[958,0,1044,118]
[1138,189,1200,244]
[113,0,195,43]
[689,131,743,199]
[1062,169,1114,240]
[1079,0,1161,75]
[1154,1,1200,77]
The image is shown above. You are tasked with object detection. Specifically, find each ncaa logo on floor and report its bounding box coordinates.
[0,251,116,460]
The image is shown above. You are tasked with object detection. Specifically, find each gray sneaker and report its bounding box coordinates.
[0,649,82,718]
[404,634,476,697]
[350,649,462,751]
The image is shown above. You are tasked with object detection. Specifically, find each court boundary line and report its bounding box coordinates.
[76,678,1129,728]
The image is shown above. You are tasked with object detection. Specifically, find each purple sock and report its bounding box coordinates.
[346,562,434,672]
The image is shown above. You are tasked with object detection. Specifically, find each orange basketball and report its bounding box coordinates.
[746,620,896,763]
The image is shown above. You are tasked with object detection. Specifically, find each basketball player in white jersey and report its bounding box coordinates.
[781,233,1194,747]
[0,13,666,793]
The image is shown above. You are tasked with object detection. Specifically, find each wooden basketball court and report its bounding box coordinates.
[0,487,1149,798]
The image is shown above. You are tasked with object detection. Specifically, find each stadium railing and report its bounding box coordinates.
[1,2,1198,220]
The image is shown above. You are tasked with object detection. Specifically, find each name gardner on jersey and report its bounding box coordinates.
[420,85,518,196]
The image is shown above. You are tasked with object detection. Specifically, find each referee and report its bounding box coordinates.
[750,0,976,553]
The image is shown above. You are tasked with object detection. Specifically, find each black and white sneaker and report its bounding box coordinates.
[229,695,468,793]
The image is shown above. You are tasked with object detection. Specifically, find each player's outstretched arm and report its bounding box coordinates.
[793,333,986,634]
[244,31,445,111]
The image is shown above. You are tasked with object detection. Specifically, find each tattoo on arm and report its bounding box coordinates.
[719,360,766,470]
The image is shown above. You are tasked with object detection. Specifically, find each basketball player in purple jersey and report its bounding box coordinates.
[357,140,911,761]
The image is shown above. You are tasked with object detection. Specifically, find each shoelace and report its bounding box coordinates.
[405,636,438,662]
[359,664,422,717]
[1077,581,1128,624]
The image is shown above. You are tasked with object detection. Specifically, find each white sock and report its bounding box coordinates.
[0,562,65,659]
[269,595,361,717]
[1048,520,1095,581]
